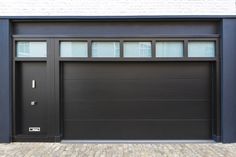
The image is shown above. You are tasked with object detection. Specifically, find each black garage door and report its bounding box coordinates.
[63,62,212,139]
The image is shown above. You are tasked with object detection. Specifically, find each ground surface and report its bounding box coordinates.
[0,143,236,157]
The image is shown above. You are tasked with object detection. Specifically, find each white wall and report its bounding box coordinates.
[0,0,235,16]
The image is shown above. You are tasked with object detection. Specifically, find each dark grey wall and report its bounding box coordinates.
[1,17,236,143]
[0,19,12,143]
[221,19,236,143]
[13,21,218,36]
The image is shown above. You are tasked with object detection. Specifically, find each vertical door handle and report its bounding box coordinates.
[32,80,36,88]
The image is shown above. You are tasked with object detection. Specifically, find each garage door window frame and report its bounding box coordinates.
[188,40,216,58]
[155,40,184,58]
[56,38,218,61]
[123,41,152,58]
[60,41,88,58]
[55,37,220,141]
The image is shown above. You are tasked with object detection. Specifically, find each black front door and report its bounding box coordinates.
[15,62,48,135]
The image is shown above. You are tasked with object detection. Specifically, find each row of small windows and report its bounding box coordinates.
[16,41,216,58]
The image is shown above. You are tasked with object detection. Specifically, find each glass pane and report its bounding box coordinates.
[60,42,88,57]
[124,42,152,58]
[188,41,215,57]
[16,42,47,57]
[92,42,120,57]
[156,42,183,57]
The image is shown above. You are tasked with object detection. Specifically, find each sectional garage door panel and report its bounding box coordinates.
[63,62,212,139]
[64,120,211,139]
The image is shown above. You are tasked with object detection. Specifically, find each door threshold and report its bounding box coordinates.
[61,140,215,144]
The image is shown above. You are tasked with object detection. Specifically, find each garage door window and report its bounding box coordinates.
[16,41,47,57]
[188,41,215,57]
[156,41,183,57]
[92,42,120,57]
[124,42,152,57]
[60,42,88,57]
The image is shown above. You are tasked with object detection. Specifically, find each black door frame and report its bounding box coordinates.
[12,36,221,142]
[12,38,60,142]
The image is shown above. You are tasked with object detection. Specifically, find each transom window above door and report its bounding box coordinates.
[60,41,88,57]
[188,41,215,57]
[92,42,120,58]
[16,41,47,57]
[156,41,183,57]
[56,39,217,59]
[124,42,152,58]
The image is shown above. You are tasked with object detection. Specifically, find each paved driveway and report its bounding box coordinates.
[0,143,236,157]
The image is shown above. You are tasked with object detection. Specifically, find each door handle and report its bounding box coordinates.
[32,80,36,88]
[30,101,37,106]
